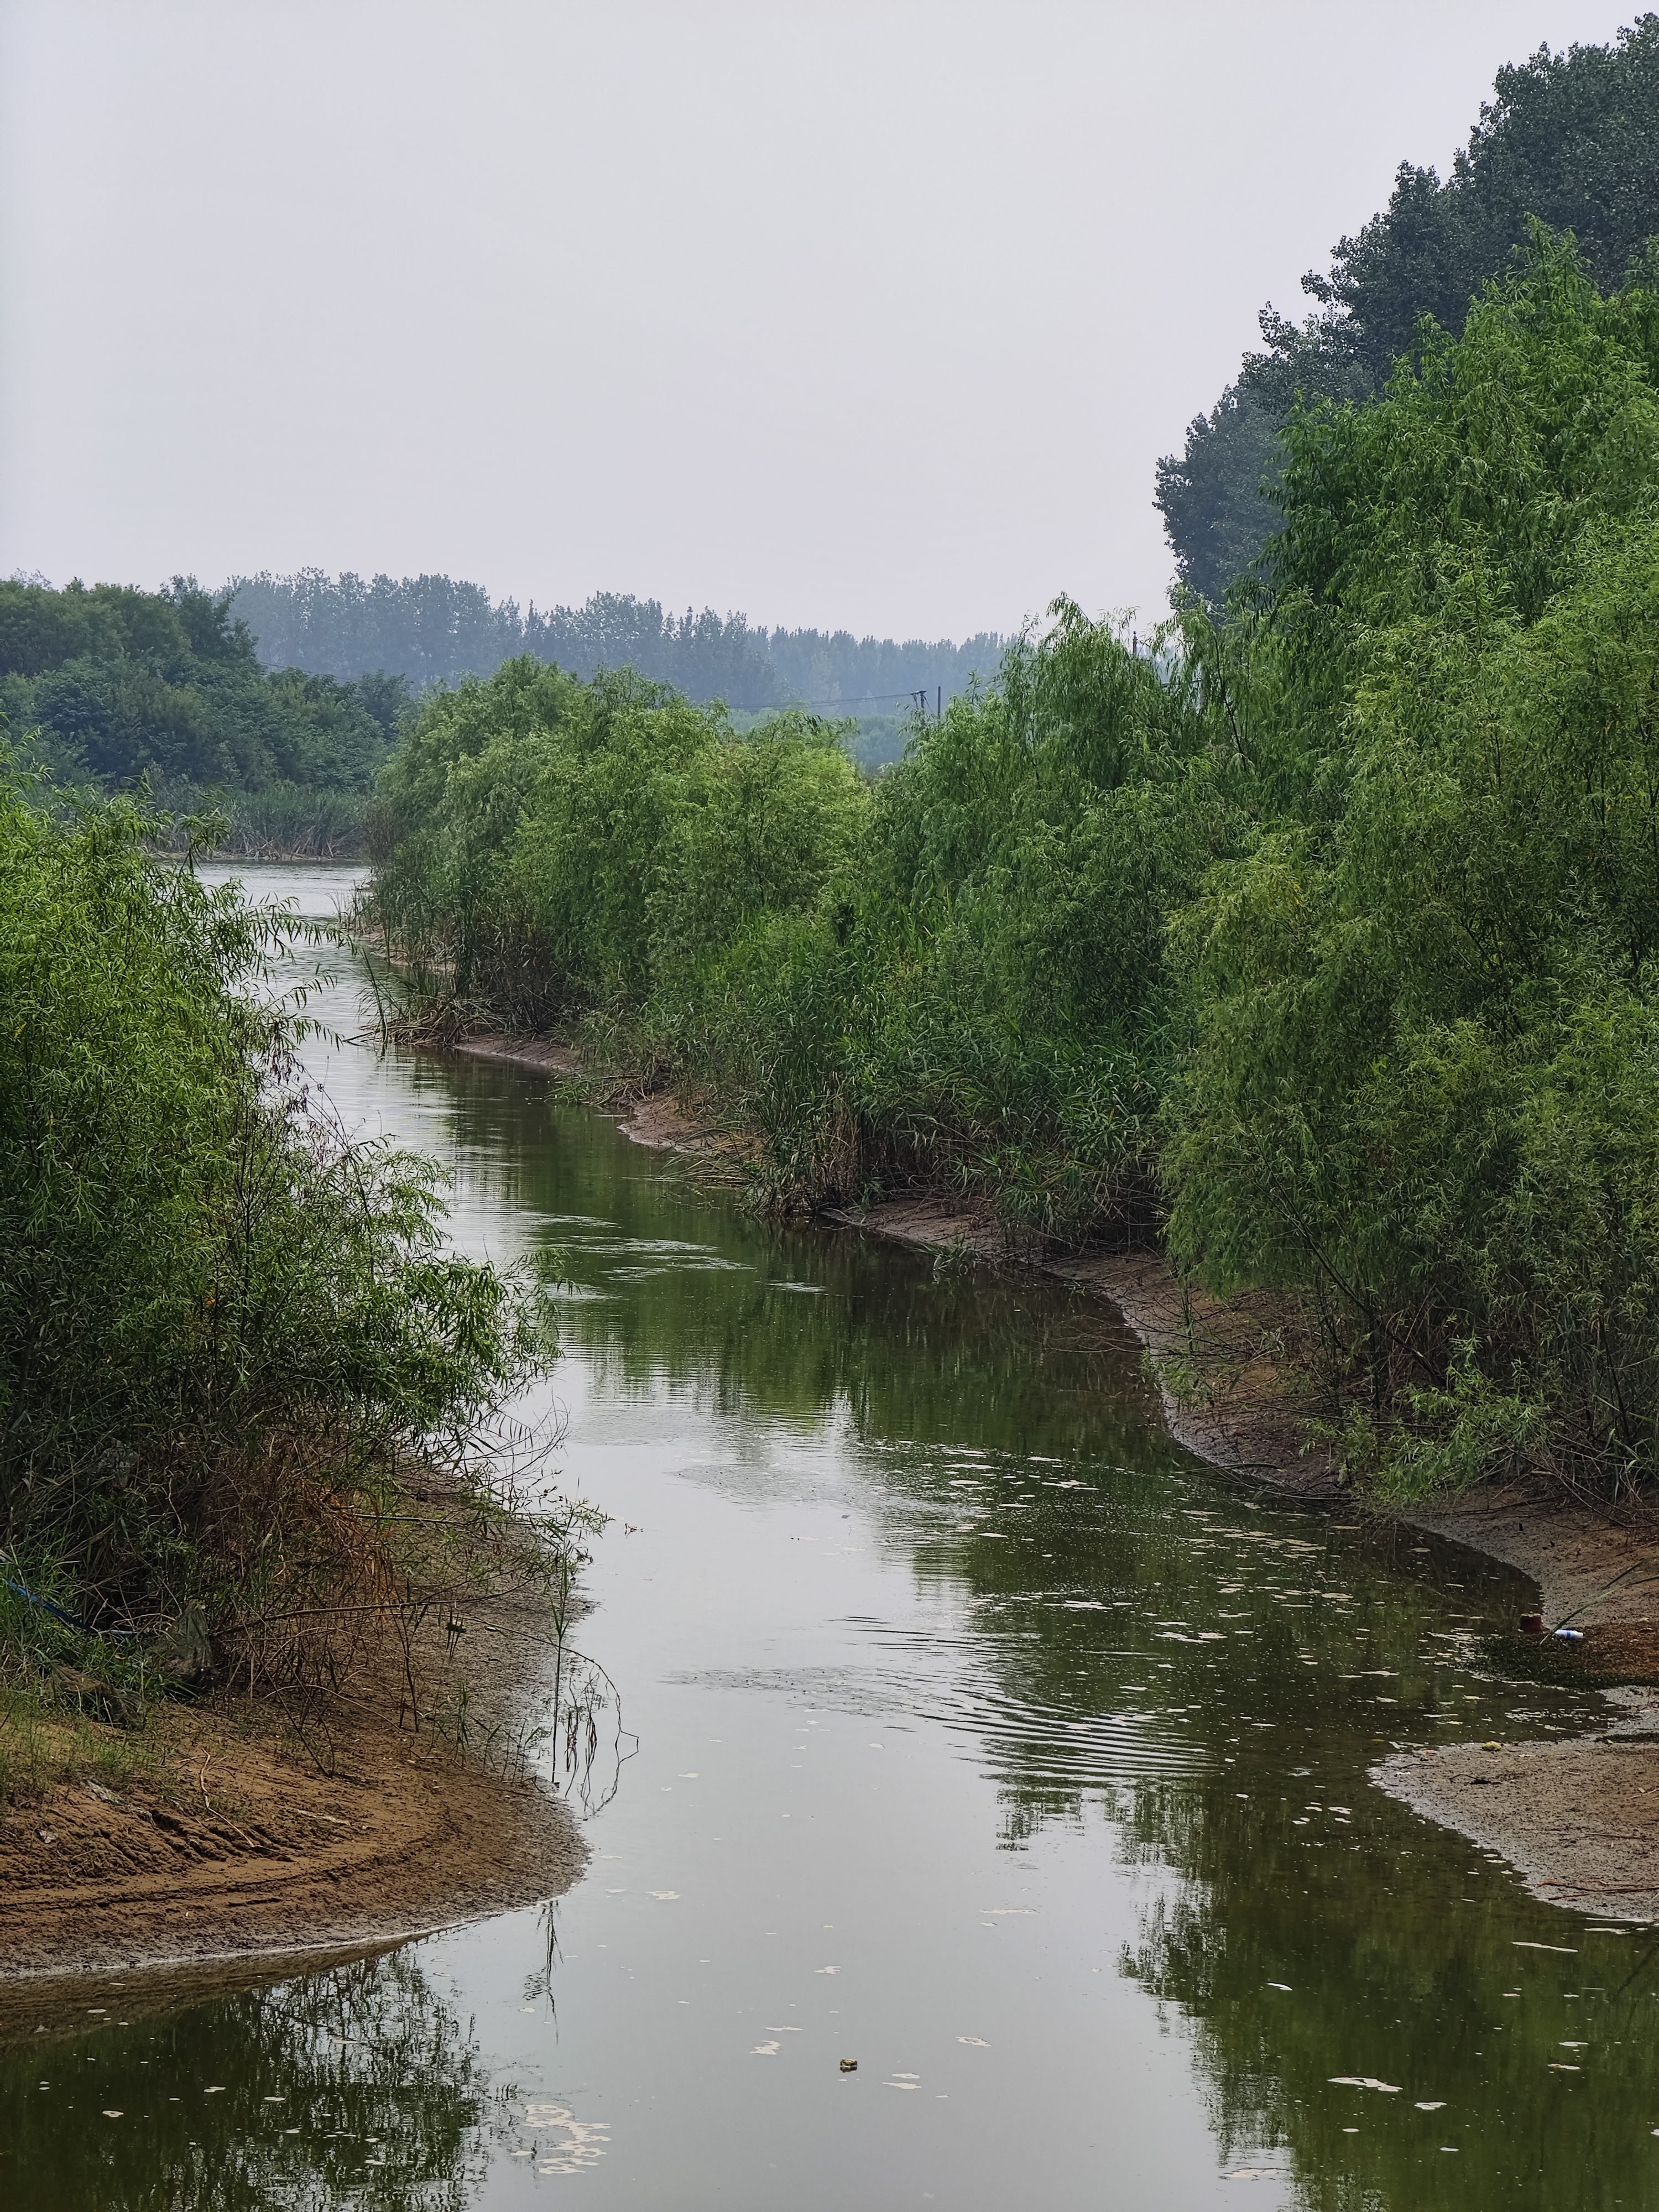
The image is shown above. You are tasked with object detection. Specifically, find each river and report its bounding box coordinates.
[3,859,1656,2210]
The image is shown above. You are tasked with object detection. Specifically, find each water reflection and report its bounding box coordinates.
[9,864,1659,2208]
[3,1950,494,2209]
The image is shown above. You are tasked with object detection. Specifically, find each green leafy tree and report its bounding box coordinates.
[0,577,403,851]
[647,712,869,971]
[366,238,1659,1504]
[1164,238,1659,1493]
[0,768,546,1636]
[1157,17,1659,604]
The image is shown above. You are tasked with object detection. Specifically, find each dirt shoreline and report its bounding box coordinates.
[822,1189,1659,1923]
[825,1193,1659,1629]
[0,1705,583,1997]
[0,1475,587,2002]
[455,1032,1659,1921]
[1374,1687,1659,1920]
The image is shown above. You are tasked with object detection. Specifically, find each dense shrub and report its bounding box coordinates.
[0,768,546,1652]
[371,665,869,1026]
[0,577,406,853]
[371,240,1659,1503]
[1164,239,1659,1496]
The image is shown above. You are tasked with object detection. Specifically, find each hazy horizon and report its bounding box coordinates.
[0,0,1640,642]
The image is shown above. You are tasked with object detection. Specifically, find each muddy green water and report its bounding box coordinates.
[4,863,1658,2210]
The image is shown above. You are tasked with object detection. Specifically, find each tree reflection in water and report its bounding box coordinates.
[0,1943,583,2210]
[39,1045,1644,2211]
[435,1070,1659,2208]
[927,1481,1659,2210]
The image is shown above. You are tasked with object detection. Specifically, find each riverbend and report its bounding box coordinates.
[4,861,1657,2211]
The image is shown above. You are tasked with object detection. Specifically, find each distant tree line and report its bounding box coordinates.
[0,568,1004,852]
[1157,15,1659,604]
[227,571,1005,713]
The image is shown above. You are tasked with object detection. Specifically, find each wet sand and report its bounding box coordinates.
[1375,1689,1659,1921]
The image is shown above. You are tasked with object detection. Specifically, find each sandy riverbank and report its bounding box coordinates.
[1375,1688,1659,1918]
[0,1489,586,1992]
[0,1694,583,1990]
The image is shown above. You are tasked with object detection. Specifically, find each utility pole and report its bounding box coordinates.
[936,686,942,723]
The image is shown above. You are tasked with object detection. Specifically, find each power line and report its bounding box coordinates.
[718,686,953,713]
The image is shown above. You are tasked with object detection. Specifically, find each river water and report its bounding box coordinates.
[5,861,1659,2210]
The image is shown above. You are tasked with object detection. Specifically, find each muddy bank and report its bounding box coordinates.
[456,1037,1659,1629]
[0,1705,583,1985]
[829,1193,1333,1484]
[1374,1689,1659,1921]
[0,1515,587,1982]
[455,1035,585,1078]
[836,1187,1659,1926]
[826,1191,1659,1630]
[455,1035,751,1165]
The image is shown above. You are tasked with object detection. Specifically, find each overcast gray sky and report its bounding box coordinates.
[0,1,1640,640]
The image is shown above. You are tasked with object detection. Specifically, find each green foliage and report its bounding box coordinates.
[0,576,403,845]
[373,237,1659,1505]
[147,779,373,860]
[1163,237,1659,1495]
[373,615,1245,1241]
[372,661,869,1024]
[648,711,869,972]
[1152,381,1298,613]
[0,766,547,1647]
[1157,15,1659,602]
[782,618,1209,1224]
[1308,20,1659,376]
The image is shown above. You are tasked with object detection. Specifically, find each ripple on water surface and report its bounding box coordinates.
[7,859,1654,2211]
